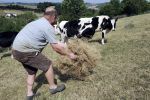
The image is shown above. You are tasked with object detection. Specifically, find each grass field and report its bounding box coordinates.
[0,13,150,100]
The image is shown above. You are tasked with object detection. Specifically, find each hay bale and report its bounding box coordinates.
[55,39,99,80]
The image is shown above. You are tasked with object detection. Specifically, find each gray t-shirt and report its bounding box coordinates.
[12,17,58,52]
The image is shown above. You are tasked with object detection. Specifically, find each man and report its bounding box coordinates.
[12,6,77,100]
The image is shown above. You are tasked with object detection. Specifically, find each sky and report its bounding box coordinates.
[0,0,110,4]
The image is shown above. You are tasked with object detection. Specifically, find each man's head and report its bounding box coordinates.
[44,6,58,25]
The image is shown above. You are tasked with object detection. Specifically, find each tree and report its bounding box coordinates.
[110,0,122,15]
[148,2,150,11]
[37,2,61,14]
[83,8,98,17]
[99,0,122,16]
[61,0,86,21]
[121,0,149,16]
[99,4,114,16]
[37,2,54,12]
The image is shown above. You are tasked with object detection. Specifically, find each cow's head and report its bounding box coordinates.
[100,18,112,32]
[53,24,60,34]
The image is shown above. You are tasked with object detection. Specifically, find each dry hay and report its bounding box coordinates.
[55,39,99,80]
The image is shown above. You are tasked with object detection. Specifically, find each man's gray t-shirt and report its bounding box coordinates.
[12,17,58,52]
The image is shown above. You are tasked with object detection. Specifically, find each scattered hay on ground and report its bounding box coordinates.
[55,39,100,80]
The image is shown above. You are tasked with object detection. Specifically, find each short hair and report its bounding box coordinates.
[44,6,57,16]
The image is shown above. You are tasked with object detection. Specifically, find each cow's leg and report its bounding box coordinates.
[101,30,107,45]
[74,35,77,39]
[0,47,2,60]
[101,32,105,45]
[60,33,66,43]
[64,36,68,44]
[0,54,2,60]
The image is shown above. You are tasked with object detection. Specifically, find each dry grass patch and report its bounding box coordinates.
[0,13,150,100]
[55,39,100,80]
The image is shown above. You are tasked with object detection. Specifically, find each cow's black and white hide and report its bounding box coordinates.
[56,18,98,43]
[79,15,118,44]
[78,17,99,39]
[56,20,82,43]
[0,31,18,59]
[55,15,118,44]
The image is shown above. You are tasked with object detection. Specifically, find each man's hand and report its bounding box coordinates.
[68,53,77,60]
[51,42,77,60]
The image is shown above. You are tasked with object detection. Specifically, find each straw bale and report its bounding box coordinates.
[55,39,99,80]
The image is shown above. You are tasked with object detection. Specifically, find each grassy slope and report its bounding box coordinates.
[0,13,150,100]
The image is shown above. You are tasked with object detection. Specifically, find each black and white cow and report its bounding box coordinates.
[55,19,96,43]
[0,31,18,59]
[78,15,118,44]
[5,13,17,18]
[55,15,118,44]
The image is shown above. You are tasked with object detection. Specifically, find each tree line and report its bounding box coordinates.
[99,0,150,16]
[0,4,37,11]
[1,0,149,19]
[0,0,149,32]
[35,0,150,20]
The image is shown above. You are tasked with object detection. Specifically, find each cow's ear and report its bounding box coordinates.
[108,18,111,21]
[110,16,113,19]
[115,17,118,22]
[103,18,107,22]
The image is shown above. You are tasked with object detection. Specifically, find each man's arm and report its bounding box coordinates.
[50,42,77,59]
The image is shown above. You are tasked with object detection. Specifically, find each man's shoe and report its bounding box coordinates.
[26,93,40,100]
[50,84,66,94]
[26,95,34,100]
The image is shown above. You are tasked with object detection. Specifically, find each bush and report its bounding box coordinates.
[83,8,98,17]
[61,0,86,21]
[0,12,37,32]
[0,10,5,16]
[121,0,149,16]
[0,17,16,32]
[99,0,149,16]
[99,0,122,17]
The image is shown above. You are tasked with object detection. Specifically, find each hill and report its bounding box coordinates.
[0,13,150,100]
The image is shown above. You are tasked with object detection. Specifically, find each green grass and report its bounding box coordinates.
[0,13,150,100]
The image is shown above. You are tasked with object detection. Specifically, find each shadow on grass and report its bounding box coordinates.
[33,66,86,93]
[88,39,107,44]
[0,52,11,60]
[54,67,78,82]
[33,68,75,93]
[34,72,47,93]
